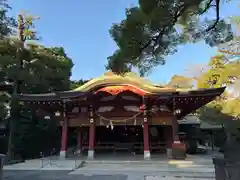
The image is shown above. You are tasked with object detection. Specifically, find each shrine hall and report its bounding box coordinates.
[16,71,225,160]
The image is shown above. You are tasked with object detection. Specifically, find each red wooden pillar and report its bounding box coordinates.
[172,117,180,142]
[165,126,173,148]
[88,121,95,150]
[142,97,150,160]
[143,118,150,159]
[88,105,95,159]
[60,110,68,158]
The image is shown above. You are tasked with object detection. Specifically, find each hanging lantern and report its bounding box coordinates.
[90,118,94,123]
[44,116,50,120]
[143,117,147,122]
[60,120,64,126]
[110,121,114,130]
[55,111,61,116]
[174,109,181,115]
[139,104,145,112]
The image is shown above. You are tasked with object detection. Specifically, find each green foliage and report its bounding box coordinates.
[167,75,194,89]
[20,11,40,41]
[13,107,61,158]
[0,1,76,159]
[197,54,240,127]
[0,41,74,158]
[106,0,233,75]
[0,0,15,123]
[0,10,74,158]
[70,79,88,90]
[0,0,16,38]
[197,54,240,89]
[0,91,10,121]
[0,40,73,93]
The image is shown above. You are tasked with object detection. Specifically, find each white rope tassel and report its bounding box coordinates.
[110,121,114,130]
[100,118,103,125]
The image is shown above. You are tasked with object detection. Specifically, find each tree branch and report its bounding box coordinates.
[139,4,185,54]
[139,0,218,55]
[199,0,214,15]
[205,0,220,32]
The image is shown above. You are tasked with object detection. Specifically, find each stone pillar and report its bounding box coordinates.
[142,97,150,160]
[76,127,82,154]
[60,109,68,159]
[88,105,95,159]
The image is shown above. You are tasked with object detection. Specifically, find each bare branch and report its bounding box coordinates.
[199,0,214,15]
[205,0,220,32]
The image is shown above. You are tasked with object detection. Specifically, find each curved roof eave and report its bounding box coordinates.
[15,91,91,101]
[72,72,226,96]
[72,72,176,93]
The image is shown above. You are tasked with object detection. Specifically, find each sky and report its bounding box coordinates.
[8,0,240,84]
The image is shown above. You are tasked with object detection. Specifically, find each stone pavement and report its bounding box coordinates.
[70,162,215,179]
[3,170,128,180]
[3,170,215,180]
[2,154,216,179]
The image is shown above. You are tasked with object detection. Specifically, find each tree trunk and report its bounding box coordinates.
[5,100,19,161]
[5,13,24,162]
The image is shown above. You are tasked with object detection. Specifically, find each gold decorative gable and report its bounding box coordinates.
[73,71,177,94]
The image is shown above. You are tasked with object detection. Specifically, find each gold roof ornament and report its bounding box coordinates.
[73,71,177,93]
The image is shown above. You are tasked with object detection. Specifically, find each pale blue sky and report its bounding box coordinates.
[8,0,240,84]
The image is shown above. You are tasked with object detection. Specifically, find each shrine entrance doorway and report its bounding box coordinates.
[79,125,171,156]
[95,126,143,155]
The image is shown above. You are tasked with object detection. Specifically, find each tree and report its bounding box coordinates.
[197,54,240,118]
[197,54,240,93]
[0,10,74,159]
[0,40,74,157]
[0,41,74,159]
[70,79,88,90]
[0,0,16,38]
[167,75,194,89]
[196,54,240,163]
[218,11,240,58]
[106,0,233,75]
[0,0,16,122]
[3,11,41,160]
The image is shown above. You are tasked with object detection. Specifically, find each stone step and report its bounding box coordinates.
[85,160,213,165]
[78,166,215,172]
[145,175,215,180]
[70,169,215,178]
[82,163,214,169]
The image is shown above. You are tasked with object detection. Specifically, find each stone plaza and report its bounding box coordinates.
[2,154,216,180]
